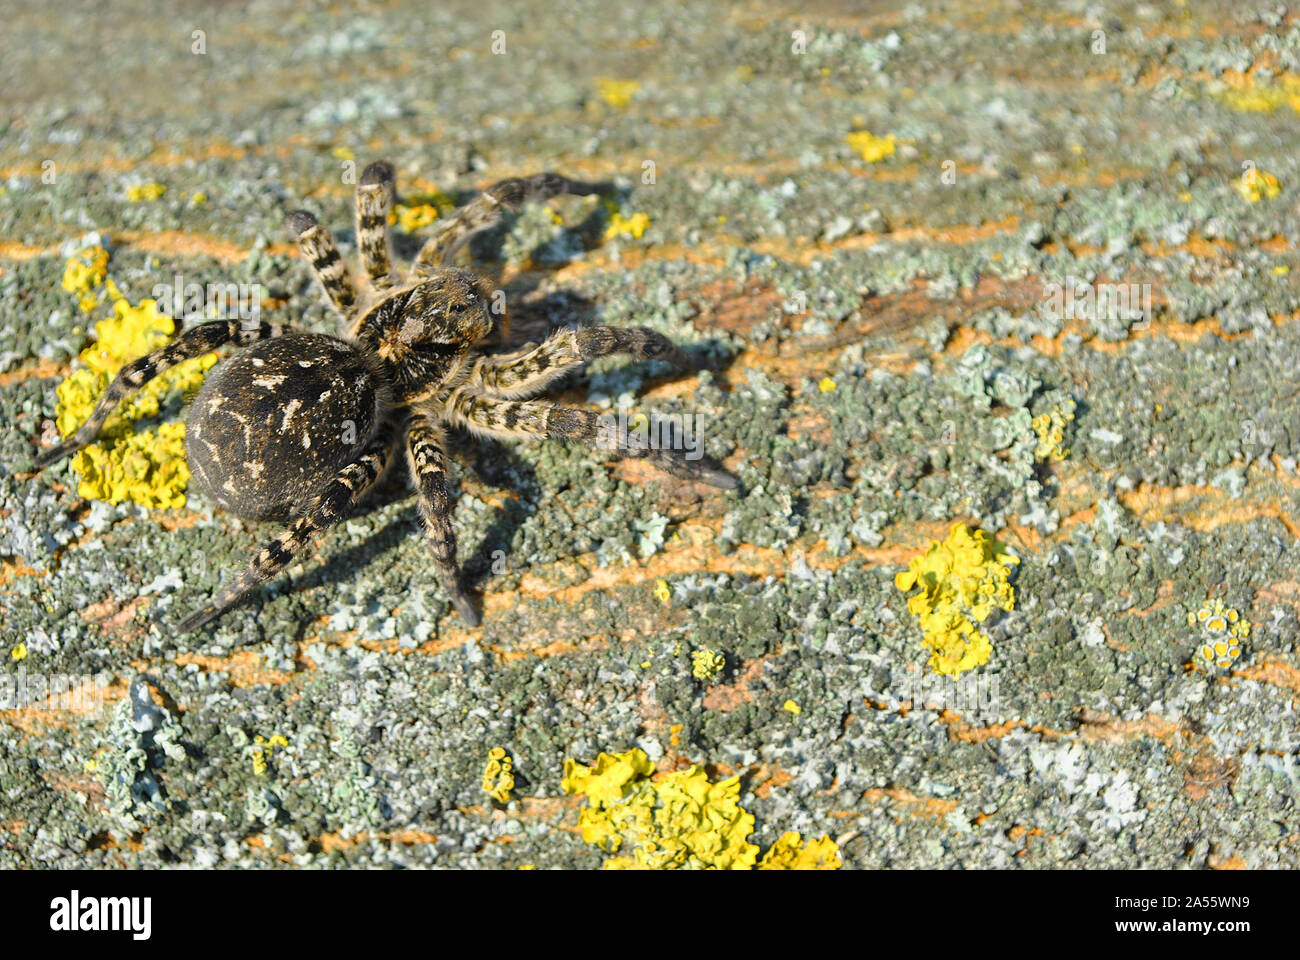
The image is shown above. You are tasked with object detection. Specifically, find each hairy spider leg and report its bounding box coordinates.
[34,318,286,470]
[410,172,614,275]
[355,160,397,290]
[177,420,400,632]
[406,412,478,625]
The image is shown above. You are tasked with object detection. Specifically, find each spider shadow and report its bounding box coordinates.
[384,178,617,271]
[281,431,538,636]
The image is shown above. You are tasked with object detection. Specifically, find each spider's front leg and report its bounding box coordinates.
[286,210,360,323]
[443,391,739,489]
[461,325,685,400]
[33,318,285,471]
[406,413,478,626]
[410,172,613,275]
[177,421,398,633]
[355,160,397,291]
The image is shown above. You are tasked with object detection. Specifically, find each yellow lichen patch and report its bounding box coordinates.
[783,699,802,715]
[691,648,725,680]
[10,642,27,661]
[1032,400,1075,462]
[70,422,192,510]
[396,203,439,231]
[126,182,167,202]
[393,189,456,233]
[1234,169,1281,204]
[604,207,651,241]
[251,734,289,777]
[563,749,756,869]
[757,831,842,870]
[1215,74,1300,114]
[595,78,640,108]
[55,251,218,508]
[845,130,897,164]
[61,245,109,312]
[482,747,515,803]
[562,749,841,870]
[818,376,837,393]
[894,523,1020,676]
[1188,598,1251,669]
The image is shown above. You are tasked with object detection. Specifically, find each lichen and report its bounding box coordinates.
[894,523,1020,676]
[393,188,455,232]
[1214,74,1300,114]
[1233,169,1281,203]
[92,679,186,832]
[604,206,651,240]
[561,749,841,870]
[691,648,725,680]
[757,831,842,870]
[1032,399,1076,462]
[633,513,668,558]
[845,129,896,164]
[482,747,515,803]
[1188,598,1251,669]
[60,244,108,312]
[250,734,289,777]
[54,251,217,508]
[126,182,167,202]
[595,78,639,108]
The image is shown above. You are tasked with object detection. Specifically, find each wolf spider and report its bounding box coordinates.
[34,161,737,630]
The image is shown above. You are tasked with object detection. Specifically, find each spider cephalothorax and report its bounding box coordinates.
[33,160,737,631]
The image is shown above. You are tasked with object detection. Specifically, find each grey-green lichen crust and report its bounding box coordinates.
[1,0,1298,868]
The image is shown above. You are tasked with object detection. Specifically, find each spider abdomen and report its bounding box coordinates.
[186,333,389,521]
